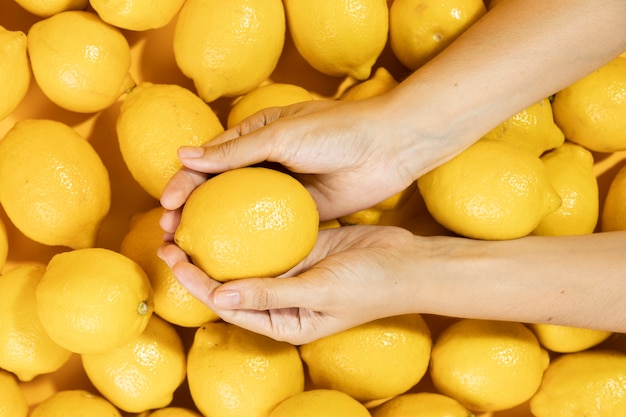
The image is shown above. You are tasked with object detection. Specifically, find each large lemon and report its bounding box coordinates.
[371,392,471,417]
[90,0,186,31]
[13,0,88,17]
[528,323,612,353]
[30,390,122,417]
[0,369,29,417]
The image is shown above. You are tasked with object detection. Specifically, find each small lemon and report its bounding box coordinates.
[319,218,342,229]
[339,67,399,101]
[173,0,286,102]
[227,83,315,128]
[0,369,28,417]
[174,167,319,282]
[0,217,8,272]
[530,349,626,417]
[552,56,626,153]
[90,0,186,31]
[284,0,388,80]
[117,82,224,200]
[390,0,486,70]
[417,139,561,240]
[145,407,202,417]
[430,319,549,412]
[371,392,472,417]
[0,26,30,121]
[601,163,626,232]
[82,315,186,413]
[481,98,565,156]
[0,119,110,249]
[36,247,154,354]
[13,0,88,17]
[268,389,370,417]
[339,207,383,226]
[532,142,599,236]
[27,11,134,113]
[529,323,612,353]
[300,314,432,403]
[187,322,304,417]
[30,390,122,417]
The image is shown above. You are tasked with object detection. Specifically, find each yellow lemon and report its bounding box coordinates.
[0,217,8,272]
[552,56,626,153]
[227,83,315,128]
[145,407,202,417]
[481,98,565,157]
[389,0,486,70]
[81,315,186,413]
[339,67,399,101]
[417,139,561,240]
[430,318,550,412]
[0,26,30,121]
[30,390,122,417]
[371,392,471,417]
[0,263,72,382]
[174,167,319,282]
[0,119,110,249]
[120,207,219,327]
[530,349,626,417]
[284,0,388,80]
[339,207,383,226]
[117,82,224,200]
[13,0,88,17]
[529,323,612,353]
[532,142,599,236]
[318,218,342,229]
[36,247,154,354]
[268,389,370,417]
[173,0,286,102]
[187,322,304,417]
[299,314,432,403]
[90,0,186,31]
[601,163,626,232]
[27,11,134,113]
[0,369,28,417]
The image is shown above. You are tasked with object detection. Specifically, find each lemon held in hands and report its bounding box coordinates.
[174,167,319,282]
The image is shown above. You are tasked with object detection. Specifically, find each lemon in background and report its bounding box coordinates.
[371,392,471,417]
[339,67,399,101]
[30,390,122,417]
[0,26,30,121]
[0,119,110,249]
[284,0,388,80]
[529,323,612,353]
[145,407,202,417]
[174,0,286,102]
[13,0,88,17]
[0,369,28,417]
[90,0,186,31]
[601,163,626,232]
[268,389,371,417]
[0,217,8,272]
[27,11,134,113]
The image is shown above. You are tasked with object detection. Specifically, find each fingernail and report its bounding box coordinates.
[178,146,204,158]
[213,290,240,308]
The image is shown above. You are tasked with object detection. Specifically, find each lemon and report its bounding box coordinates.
[227,83,315,128]
[0,217,8,272]
[27,10,134,113]
[36,247,154,354]
[13,0,88,17]
[300,314,431,403]
[0,369,28,417]
[0,26,30,121]
[173,0,286,102]
[90,0,186,31]
[187,322,305,417]
[268,389,371,417]
[552,56,626,153]
[481,98,565,157]
[339,67,399,101]
[117,82,224,200]
[532,142,599,236]
[82,315,186,413]
[319,218,342,229]
[339,207,384,226]
[174,167,319,282]
[145,407,202,417]
[530,349,626,417]
[30,390,122,417]
[417,139,561,240]
[389,0,486,70]
[0,119,110,249]
[430,318,549,412]
[284,0,388,80]
[529,323,612,353]
[371,392,472,417]
[601,163,626,232]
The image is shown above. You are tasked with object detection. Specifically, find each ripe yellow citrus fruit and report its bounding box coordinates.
[601,163,626,232]
[530,349,626,417]
[0,26,30,121]
[370,392,471,417]
[284,0,388,80]
[174,167,319,282]
[417,139,561,240]
[81,315,186,413]
[173,0,286,102]
[30,390,122,417]
[0,263,72,382]
[552,56,626,153]
[528,323,612,353]
[187,322,305,417]
[36,247,154,354]
[339,207,383,226]
[0,217,8,272]
[532,142,599,236]
[145,407,202,417]
[90,0,186,31]
[268,389,371,417]
[299,314,432,403]
[117,82,224,200]
[27,10,134,113]
[120,207,219,327]
[13,0,88,17]
[0,369,28,417]
[339,67,399,101]
[389,0,486,70]
[481,98,565,157]
[430,318,550,412]
[0,119,110,249]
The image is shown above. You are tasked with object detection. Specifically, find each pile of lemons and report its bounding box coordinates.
[1,0,626,416]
